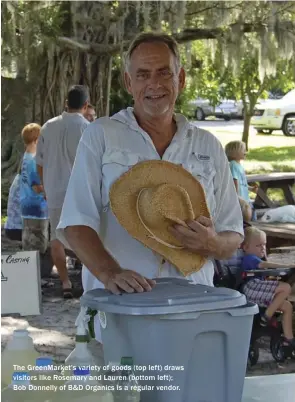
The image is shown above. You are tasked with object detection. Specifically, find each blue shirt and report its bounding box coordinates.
[241,254,262,271]
[229,160,250,202]
[241,254,265,281]
[20,152,48,219]
[4,174,22,230]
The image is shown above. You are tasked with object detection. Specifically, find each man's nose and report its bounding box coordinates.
[147,73,162,87]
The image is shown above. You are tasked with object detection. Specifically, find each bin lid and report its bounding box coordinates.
[80,277,247,315]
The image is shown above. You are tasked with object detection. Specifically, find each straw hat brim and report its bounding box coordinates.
[110,160,210,276]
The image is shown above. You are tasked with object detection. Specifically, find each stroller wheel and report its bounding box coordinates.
[248,342,259,367]
[270,335,285,363]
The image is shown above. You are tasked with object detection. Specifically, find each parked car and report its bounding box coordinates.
[250,89,295,136]
[188,98,243,121]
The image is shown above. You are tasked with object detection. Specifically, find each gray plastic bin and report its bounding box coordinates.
[81,277,258,402]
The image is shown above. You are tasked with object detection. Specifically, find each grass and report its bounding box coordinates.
[1,216,7,224]
[212,129,295,204]
[246,146,295,163]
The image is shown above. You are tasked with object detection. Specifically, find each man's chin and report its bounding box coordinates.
[143,106,170,118]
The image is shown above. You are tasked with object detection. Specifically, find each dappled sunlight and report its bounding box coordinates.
[247,147,295,162]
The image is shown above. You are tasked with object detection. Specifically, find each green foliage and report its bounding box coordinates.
[247,146,295,163]
[109,55,133,115]
[1,1,66,76]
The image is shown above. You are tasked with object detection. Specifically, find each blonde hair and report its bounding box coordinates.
[243,226,266,245]
[238,197,252,222]
[21,123,41,145]
[225,141,246,161]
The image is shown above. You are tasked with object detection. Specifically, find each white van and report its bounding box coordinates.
[250,89,295,136]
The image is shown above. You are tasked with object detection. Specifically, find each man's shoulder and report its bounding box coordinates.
[190,124,221,146]
[83,116,125,137]
[96,116,123,129]
[67,113,89,126]
[41,115,62,132]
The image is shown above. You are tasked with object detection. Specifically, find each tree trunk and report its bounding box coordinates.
[242,114,251,149]
[1,77,29,211]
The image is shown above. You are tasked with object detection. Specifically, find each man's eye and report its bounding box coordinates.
[160,70,172,77]
[137,73,148,79]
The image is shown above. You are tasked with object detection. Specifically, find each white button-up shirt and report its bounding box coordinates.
[57,108,243,341]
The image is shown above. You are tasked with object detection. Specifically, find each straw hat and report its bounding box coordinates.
[110,160,210,276]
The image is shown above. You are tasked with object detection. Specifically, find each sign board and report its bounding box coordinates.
[1,251,42,316]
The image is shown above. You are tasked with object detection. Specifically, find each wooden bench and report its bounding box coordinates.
[247,172,295,208]
[251,221,295,249]
[270,246,295,254]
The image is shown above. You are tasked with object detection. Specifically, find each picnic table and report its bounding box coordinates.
[247,172,295,208]
[251,221,295,242]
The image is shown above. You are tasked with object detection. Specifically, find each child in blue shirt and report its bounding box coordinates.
[20,123,49,254]
[225,141,258,220]
[242,226,295,347]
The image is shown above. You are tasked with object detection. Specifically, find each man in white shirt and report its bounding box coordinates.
[57,33,243,302]
[36,85,89,297]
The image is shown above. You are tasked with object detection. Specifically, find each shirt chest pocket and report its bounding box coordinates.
[101,150,141,208]
[188,155,215,182]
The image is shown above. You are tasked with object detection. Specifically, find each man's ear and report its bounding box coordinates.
[124,71,132,95]
[82,101,89,112]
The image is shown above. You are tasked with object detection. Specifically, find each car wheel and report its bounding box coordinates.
[195,108,205,121]
[282,115,295,136]
[256,129,273,135]
[224,116,231,121]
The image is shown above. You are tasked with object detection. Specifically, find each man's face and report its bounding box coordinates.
[84,107,96,122]
[124,42,185,118]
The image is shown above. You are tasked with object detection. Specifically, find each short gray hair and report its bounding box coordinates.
[124,32,181,73]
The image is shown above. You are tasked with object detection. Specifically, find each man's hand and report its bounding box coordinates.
[168,216,218,257]
[101,268,156,295]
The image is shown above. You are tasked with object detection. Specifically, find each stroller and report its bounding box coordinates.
[214,249,295,366]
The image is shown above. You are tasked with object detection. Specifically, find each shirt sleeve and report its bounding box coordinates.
[56,123,105,247]
[212,139,244,237]
[29,159,41,186]
[36,127,45,166]
[242,255,262,271]
[229,160,239,180]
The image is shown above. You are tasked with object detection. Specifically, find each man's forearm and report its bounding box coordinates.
[64,225,122,283]
[211,231,243,260]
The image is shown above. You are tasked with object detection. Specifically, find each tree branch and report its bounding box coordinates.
[58,21,293,55]
[57,36,129,55]
[174,22,265,42]
[186,2,244,17]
